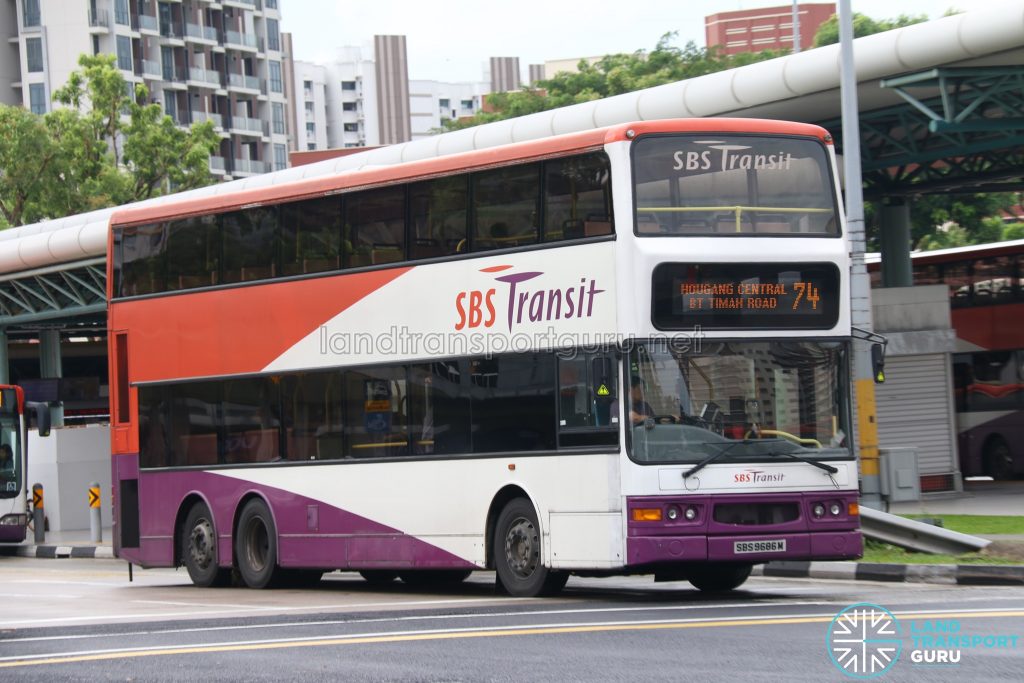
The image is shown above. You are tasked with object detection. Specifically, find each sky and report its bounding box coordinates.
[279,1,989,83]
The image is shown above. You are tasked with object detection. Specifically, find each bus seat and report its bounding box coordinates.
[583,219,612,236]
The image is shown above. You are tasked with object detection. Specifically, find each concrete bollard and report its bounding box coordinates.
[88,481,101,543]
[32,483,44,544]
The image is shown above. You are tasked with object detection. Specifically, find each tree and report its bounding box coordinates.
[0,54,219,229]
[442,33,785,131]
[812,13,929,47]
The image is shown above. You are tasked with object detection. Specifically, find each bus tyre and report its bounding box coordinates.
[235,498,281,589]
[493,498,568,597]
[181,502,230,588]
[687,563,752,592]
[984,438,1014,481]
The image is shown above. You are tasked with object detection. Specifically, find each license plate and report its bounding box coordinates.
[734,539,786,554]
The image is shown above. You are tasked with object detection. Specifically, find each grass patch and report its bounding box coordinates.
[860,539,1024,565]
[904,514,1024,535]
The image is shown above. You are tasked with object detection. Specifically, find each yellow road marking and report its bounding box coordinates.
[3,610,1022,668]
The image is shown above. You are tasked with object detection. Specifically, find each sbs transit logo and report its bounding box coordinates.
[827,603,902,678]
[454,265,605,332]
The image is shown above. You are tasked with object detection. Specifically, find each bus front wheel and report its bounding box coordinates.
[235,498,281,589]
[687,563,752,592]
[493,498,568,597]
[181,502,230,587]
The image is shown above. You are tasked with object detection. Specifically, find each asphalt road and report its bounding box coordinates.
[1,558,1022,681]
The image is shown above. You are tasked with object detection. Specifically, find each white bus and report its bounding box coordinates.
[107,118,860,596]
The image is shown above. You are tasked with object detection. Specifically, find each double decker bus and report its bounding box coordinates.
[107,119,861,596]
[869,240,1024,480]
[0,385,50,543]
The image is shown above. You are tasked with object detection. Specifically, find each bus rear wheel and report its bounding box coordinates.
[984,438,1014,481]
[493,498,568,597]
[235,498,281,589]
[687,563,752,592]
[181,502,230,587]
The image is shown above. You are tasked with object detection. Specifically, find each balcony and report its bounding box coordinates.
[191,110,223,128]
[224,30,257,51]
[185,23,218,42]
[141,60,162,78]
[232,158,268,175]
[187,66,222,87]
[88,9,110,31]
[227,72,260,92]
[209,156,226,174]
[229,116,267,136]
[224,0,258,8]
[138,14,159,33]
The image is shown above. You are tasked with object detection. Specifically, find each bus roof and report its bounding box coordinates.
[109,118,829,228]
[865,238,1024,267]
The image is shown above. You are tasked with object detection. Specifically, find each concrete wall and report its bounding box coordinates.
[28,424,111,532]
[872,285,956,355]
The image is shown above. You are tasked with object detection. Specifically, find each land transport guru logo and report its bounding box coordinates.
[826,601,1021,678]
[827,603,902,678]
[454,265,605,332]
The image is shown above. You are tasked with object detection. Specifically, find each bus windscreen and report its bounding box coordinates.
[632,134,838,236]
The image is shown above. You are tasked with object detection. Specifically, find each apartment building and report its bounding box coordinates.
[705,3,835,56]
[4,0,291,178]
[408,79,488,140]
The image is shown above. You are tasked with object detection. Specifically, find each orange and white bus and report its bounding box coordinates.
[107,119,860,596]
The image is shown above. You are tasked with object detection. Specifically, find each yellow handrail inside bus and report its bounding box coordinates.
[743,429,822,448]
[637,206,832,233]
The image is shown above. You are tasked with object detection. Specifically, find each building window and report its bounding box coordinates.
[305,122,315,134]
[274,144,287,171]
[265,0,278,8]
[342,102,357,111]
[164,91,177,121]
[266,18,280,52]
[272,102,285,135]
[29,83,46,114]
[269,61,282,93]
[439,98,450,109]
[307,143,316,151]
[114,0,130,26]
[341,81,356,91]
[461,99,474,109]
[116,35,132,71]
[26,37,43,72]
[343,123,358,132]
[22,0,40,27]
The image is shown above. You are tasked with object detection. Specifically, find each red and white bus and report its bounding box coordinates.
[869,240,1024,480]
[107,119,861,596]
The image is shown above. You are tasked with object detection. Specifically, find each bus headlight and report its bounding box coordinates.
[829,502,842,516]
[684,506,698,521]
[812,503,826,518]
[666,506,679,520]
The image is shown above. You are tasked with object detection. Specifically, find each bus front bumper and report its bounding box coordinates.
[626,529,863,565]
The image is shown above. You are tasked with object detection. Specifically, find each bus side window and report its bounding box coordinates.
[557,353,618,448]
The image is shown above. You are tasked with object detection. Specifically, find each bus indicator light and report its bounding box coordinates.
[632,508,663,522]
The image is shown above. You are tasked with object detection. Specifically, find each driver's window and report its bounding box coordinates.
[557,352,618,448]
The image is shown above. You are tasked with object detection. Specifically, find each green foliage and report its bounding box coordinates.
[0,54,219,228]
[812,13,929,47]
[1003,223,1024,241]
[443,33,785,131]
[909,193,1018,250]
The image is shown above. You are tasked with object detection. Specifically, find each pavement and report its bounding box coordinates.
[3,480,1022,586]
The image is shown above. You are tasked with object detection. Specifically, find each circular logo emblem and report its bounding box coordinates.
[827,602,902,678]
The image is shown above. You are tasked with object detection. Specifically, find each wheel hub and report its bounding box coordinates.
[505,517,538,577]
[189,519,215,570]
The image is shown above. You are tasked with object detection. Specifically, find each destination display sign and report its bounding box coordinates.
[652,263,840,330]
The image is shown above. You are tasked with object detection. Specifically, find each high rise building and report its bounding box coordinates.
[4,0,291,178]
[489,56,520,93]
[705,3,836,56]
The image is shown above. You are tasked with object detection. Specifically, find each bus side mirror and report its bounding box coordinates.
[28,401,51,437]
[871,343,886,384]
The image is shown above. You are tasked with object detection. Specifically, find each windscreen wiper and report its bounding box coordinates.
[681,440,752,479]
[764,448,838,474]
